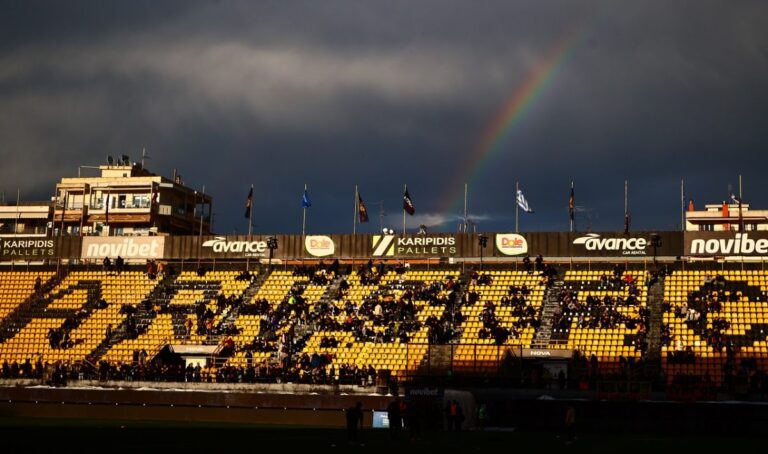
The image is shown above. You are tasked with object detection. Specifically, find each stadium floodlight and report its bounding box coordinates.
[650,233,662,267]
[266,236,278,270]
[478,234,489,271]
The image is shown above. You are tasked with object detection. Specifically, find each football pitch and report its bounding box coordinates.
[0,417,763,453]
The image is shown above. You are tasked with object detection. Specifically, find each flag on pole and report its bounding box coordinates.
[403,186,415,215]
[358,193,369,223]
[516,189,533,213]
[104,192,110,225]
[731,194,743,231]
[244,186,253,218]
[568,186,575,221]
[301,188,312,208]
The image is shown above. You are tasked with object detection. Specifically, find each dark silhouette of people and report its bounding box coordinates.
[445,399,464,432]
[387,399,401,440]
[346,401,363,444]
[523,255,532,274]
[477,402,488,430]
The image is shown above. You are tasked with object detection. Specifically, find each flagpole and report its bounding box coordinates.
[353,185,358,235]
[302,183,307,238]
[244,184,253,271]
[199,185,205,241]
[739,174,743,232]
[105,188,110,236]
[403,184,407,235]
[14,188,20,235]
[79,184,86,236]
[248,184,254,237]
[624,180,628,233]
[515,181,519,233]
[463,182,468,233]
[570,181,574,233]
[680,179,685,231]
[57,190,67,270]
[60,191,67,237]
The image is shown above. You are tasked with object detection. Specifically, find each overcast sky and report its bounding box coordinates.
[1,1,766,234]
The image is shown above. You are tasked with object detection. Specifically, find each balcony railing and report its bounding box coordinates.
[0,226,48,235]
[89,202,151,210]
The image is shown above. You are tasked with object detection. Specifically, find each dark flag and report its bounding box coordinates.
[731,194,744,231]
[244,186,253,218]
[104,192,110,226]
[569,186,575,221]
[403,186,415,215]
[301,188,312,208]
[358,193,369,223]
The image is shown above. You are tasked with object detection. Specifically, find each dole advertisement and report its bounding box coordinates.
[305,235,335,257]
[495,233,528,256]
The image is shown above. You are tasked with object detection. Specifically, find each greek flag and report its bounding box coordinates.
[516,189,533,213]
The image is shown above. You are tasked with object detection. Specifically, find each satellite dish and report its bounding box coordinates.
[107,156,114,165]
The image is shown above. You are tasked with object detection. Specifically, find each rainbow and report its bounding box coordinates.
[443,26,588,220]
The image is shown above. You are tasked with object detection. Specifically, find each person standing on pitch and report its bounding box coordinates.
[346,401,363,445]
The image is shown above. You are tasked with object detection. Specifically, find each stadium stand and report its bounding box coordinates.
[548,268,650,377]
[0,270,157,366]
[0,271,54,320]
[661,270,768,388]
[103,270,254,363]
[4,263,767,395]
[292,267,450,381]
[453,270,545,373]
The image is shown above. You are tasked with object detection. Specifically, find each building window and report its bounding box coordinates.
[133,195,150,208]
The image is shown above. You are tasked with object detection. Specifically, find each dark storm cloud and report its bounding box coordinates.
[0,1,766,234]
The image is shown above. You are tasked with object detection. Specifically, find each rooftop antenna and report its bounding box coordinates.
[141,147,150,168]
[462,182,469,233]
[372,201,386,232]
